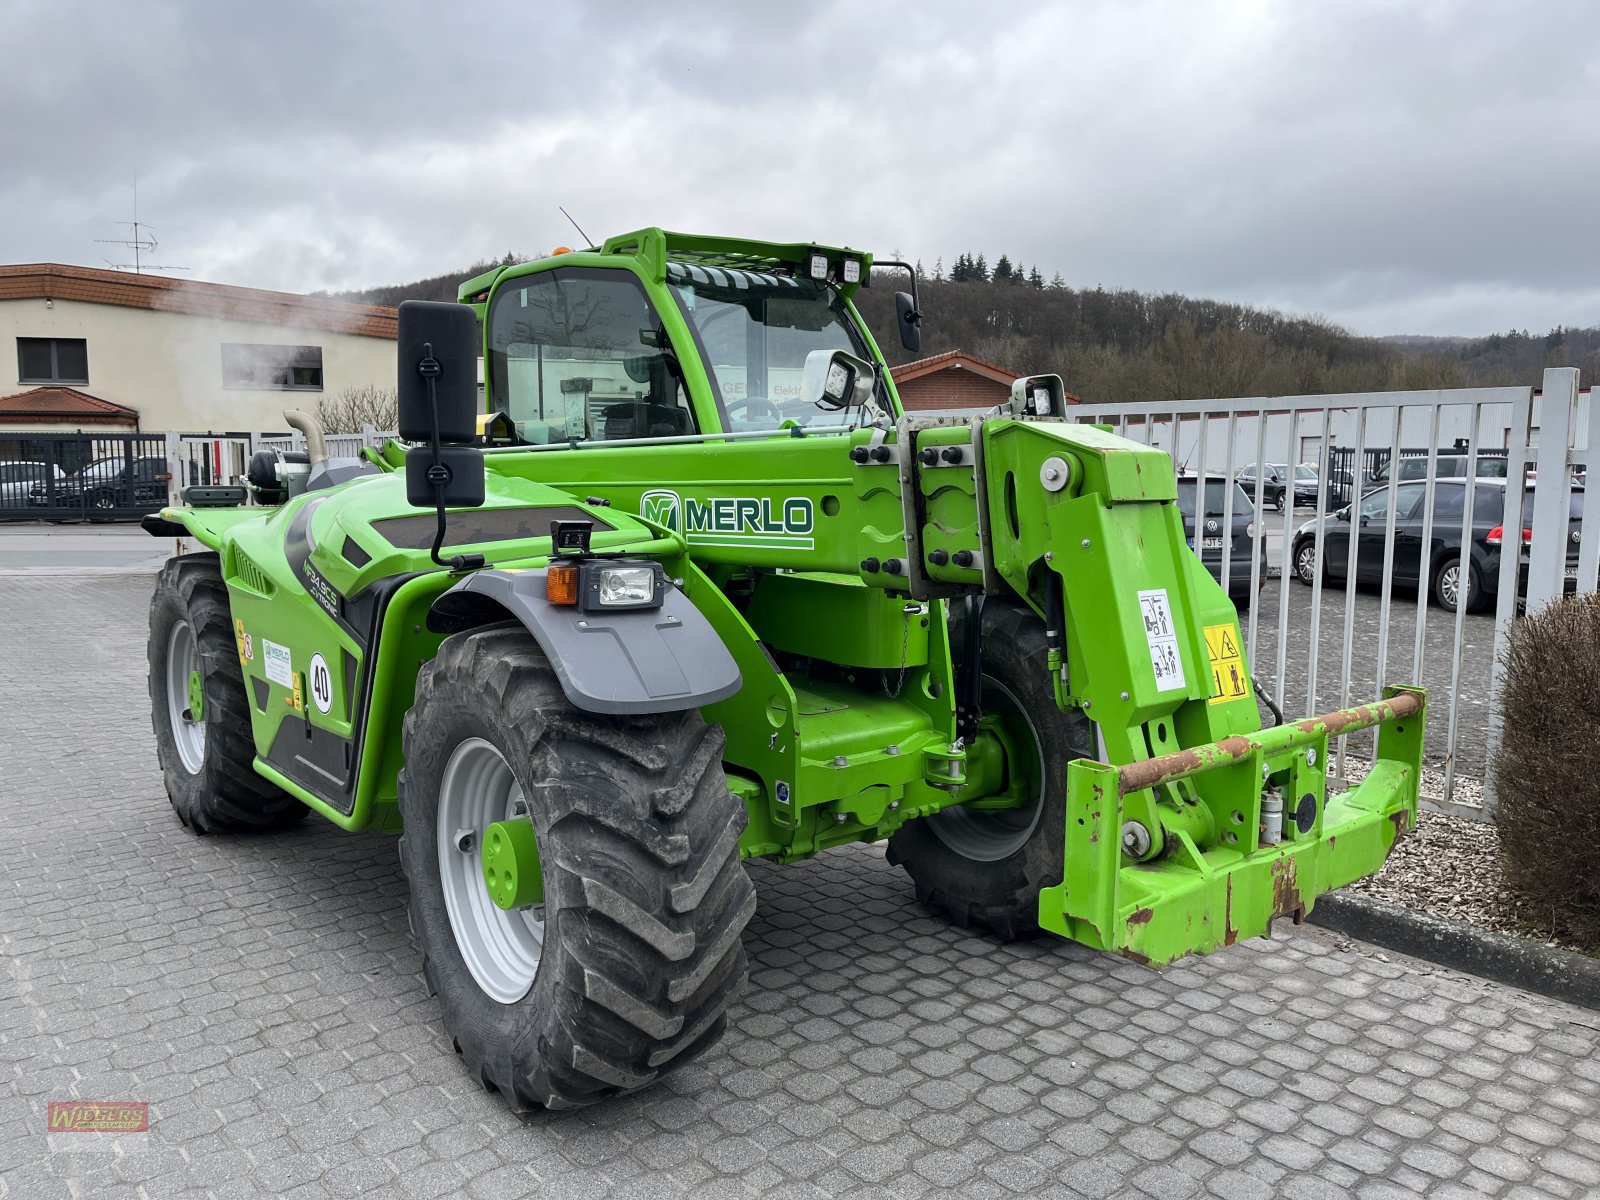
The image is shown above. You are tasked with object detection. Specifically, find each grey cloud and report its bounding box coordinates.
[3,0,1597,336]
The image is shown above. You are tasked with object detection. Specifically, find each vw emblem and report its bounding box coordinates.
[1575,529,1583,545]
[1206,519,1219,533]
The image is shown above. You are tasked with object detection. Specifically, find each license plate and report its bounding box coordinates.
[1567,566,1579,579]
[1202,537,1225,550]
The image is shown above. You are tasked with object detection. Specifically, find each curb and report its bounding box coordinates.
[1309,892,1600,1011]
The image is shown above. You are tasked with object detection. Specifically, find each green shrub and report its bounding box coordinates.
[1491,593,1600,947]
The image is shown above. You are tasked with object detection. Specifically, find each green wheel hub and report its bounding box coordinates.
[483,818,543,911]
[187,669,204,723]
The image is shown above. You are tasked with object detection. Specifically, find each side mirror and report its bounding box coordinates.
[801,348,877,410]
[1335,506,1351,522]
[398,301,485,513]
[1008,373,1066,418]
[398,302,486,567]
[398,301,480,442]
[895,291,922,353]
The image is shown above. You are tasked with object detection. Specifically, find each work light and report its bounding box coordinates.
[840,257,862,285]
[806,251,829,281]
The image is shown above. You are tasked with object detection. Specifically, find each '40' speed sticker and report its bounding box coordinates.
[308,653,333,715]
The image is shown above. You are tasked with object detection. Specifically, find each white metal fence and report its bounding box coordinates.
[1068,366,1597,817]
[163,425,397,498]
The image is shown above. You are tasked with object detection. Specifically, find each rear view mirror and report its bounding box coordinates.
[398,301,487,565]
[895,291,922,353]
[398,301,480,442]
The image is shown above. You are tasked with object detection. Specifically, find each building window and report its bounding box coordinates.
[17,337,89,384]
[221,343,323,390]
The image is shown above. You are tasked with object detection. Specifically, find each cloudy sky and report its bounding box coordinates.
[5,0,1597,337]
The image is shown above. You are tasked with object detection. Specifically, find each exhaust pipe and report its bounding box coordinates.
[283,409,327,467]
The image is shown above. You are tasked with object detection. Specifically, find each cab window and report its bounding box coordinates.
[487,268,697,445]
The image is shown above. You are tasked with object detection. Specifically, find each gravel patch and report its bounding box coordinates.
[1327,766,1597,957]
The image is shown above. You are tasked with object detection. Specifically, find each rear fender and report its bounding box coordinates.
[427,568,740,715]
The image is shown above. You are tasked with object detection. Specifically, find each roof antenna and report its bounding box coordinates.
[559,206,595,249]
[97,178,188,275]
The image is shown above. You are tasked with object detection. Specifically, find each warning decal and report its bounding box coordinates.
[1205,622,1250,705]
[1136,589,1186,692]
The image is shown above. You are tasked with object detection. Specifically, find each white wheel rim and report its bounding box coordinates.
[436,738,544,1004]
[928,678,1048,862]
[165,620,207,774]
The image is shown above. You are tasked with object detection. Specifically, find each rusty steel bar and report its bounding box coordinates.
[1116,691,1424,797]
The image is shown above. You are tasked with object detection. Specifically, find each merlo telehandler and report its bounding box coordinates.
[144,228,1424,1110]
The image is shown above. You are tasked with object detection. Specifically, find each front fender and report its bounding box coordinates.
[427,568,741,715]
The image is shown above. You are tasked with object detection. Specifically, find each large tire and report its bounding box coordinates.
[148,554,304,832]
[886,602,1094,940]
[398,623,755,1111]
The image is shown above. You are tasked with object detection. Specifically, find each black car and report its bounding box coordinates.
[1176,474,1268,603]
[30,455,172,512]
[1235,463,1288,511]
[1289,479,1587,613]
[1290,464,1326,508]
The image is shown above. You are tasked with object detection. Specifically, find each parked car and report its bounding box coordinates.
[1289,478,1587,613]
[1371,452,1510,484]
[1234,463,1288,511]
[1176,474,1267,604]
[1290,463,1324,507]
[0,461,65,508]
[29,455,172,512]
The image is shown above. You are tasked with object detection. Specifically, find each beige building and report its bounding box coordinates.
[0,264,397,435]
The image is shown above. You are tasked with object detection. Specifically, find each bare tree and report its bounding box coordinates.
[315,384,398,433]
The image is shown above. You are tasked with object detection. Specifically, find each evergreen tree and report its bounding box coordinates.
[975,253,989,282]
[933,256,944,282]
[994,254,1013,282]
[1029,266,1044,289]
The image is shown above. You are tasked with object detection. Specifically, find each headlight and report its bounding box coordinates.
[594,566,655,607]
[567,560,665,611]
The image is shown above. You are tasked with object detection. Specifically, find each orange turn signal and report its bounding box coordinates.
[546,563,579,605]
[551,245,573,256]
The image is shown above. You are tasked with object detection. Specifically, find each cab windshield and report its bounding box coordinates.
[666,263,878,430]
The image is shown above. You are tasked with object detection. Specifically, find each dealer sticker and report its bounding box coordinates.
[1136,589,1186,692]
[263,639,293,688]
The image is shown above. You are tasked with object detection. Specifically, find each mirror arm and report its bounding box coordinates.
[875,260,922,322]
[419,342,485,572]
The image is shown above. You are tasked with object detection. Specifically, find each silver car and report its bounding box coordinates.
[0,461,64,510]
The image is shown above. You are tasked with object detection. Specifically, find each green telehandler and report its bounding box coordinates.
[144,228,1424,1111]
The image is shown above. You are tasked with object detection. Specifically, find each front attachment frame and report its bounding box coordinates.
[1039,687,1425,967]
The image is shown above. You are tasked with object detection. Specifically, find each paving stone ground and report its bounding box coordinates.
[2,572,1598,1200]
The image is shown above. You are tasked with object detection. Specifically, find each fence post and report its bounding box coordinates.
[362,422,378,449]
[164,432,182,507]
[1525,367,1578,614]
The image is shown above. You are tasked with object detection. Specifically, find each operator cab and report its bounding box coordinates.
[484,254,891,446]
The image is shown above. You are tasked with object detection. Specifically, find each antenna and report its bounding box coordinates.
[96,179,188,274]
[559,206,594,249]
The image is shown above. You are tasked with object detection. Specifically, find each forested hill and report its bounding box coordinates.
[328,253,1596,403]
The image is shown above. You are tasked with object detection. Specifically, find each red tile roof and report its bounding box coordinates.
[891,350,1022,386]
[0,386,139,425]
[0,263,397,339]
